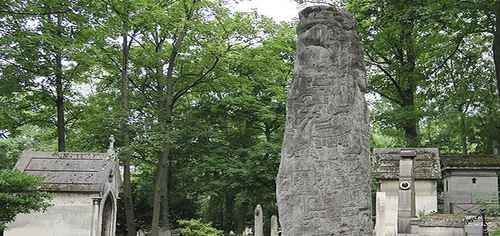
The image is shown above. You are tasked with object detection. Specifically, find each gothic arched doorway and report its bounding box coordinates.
[101,194,114,236]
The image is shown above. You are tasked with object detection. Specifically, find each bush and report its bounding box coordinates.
[177,219,223,236]
[0,169,53,230]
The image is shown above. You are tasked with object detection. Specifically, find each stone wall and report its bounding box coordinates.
[443,170,498,214]
[5,192,98,236]
[410,218,465,236]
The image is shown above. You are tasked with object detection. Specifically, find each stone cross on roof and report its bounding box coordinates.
[107,135,115,155]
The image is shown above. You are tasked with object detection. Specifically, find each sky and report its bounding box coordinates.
[229,0,301,22]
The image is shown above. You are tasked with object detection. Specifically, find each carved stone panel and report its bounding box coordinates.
[276,5,372,236]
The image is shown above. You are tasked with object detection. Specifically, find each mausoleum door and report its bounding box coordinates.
[101,195,113,236]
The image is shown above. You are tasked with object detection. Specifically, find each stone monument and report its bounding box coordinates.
[254,205,263,236]
[276,5,372,236]
[6,149,120,236]
[397,149,416,235]
[270,215,279,236]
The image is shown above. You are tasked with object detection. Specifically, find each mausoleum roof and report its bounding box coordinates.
[372,148,441,180]
[441,155,500,170]
[15,151,117,193]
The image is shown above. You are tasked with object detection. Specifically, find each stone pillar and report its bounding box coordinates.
[276,5,372,236]
[91,197,102,236]
[375,192,387,236]
[397,149,416,234]
[254,205,263,236]
[270,215,279,236]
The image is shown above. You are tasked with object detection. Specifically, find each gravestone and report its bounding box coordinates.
[276,5,372,236]
[254,205,263,236]
[270,215,279,236]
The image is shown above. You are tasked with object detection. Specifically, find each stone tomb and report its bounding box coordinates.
[372,148,441,236]
[5,150,120,236]
[276,5,372,236]
[441,155,500,214]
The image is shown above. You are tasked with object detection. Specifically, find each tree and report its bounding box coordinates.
[0,0,96,151]
[420,32,497,154]
[345,0,468,147]
[168,21,294,234]
[98,0,138,235]
[85,0,283,234]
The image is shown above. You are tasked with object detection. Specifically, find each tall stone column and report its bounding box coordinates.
[276,5,373,236]
[91,197,102,236]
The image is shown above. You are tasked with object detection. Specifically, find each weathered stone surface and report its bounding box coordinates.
[254,205,263,236]
[276,5,372,236]
[14,151,118,192]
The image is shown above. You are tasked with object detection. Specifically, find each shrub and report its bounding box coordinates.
[177,219,223,236]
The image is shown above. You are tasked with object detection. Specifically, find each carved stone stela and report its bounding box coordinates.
[276,5,372,236]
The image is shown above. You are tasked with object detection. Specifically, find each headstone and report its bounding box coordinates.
[254,205,263,236]
[270,215,279,236]
[375,192,387,236]
[276,5,373,236]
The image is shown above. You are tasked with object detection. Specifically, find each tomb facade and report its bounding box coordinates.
[441,155,500,214]
[5,150,120,236]
[372,148,441,236]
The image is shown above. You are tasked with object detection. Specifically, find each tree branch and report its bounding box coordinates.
[172,56,220,107]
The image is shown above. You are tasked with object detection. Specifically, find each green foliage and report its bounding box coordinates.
[0,170,53,230]
[0,125,54,231]
[491,228,500,236]
[2,0,500,234]
[177,219,223,236]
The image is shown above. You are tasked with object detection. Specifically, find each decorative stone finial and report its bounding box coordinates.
[107,135,115,154]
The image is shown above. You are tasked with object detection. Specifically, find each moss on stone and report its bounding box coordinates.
[441,155,500,169]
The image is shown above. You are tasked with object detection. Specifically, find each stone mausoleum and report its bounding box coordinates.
[5,149,120,236]
[373,148,441,235]
[441,155,500,214]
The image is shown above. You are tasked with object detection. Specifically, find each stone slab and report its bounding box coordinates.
[276,5,372,236]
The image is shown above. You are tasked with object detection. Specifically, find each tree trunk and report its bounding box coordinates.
[236,203,248,234]
[460,112,468,155]
[55,17,65,152]
[121,30,137,236]
[150,3,193,234]
[151,64,172,235]
[404,116,419,147]
[224,192,236,233]
[160,162,170,230]
[151,30,182,236]
[494,5,500,108]
[152,147,169,236]
[402,92,419,148]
